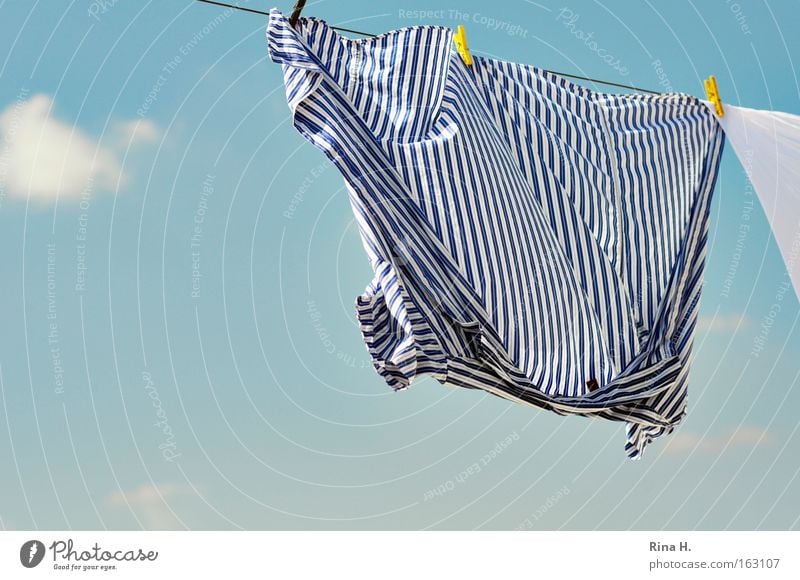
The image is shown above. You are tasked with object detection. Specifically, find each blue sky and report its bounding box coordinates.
[0,0,798,530]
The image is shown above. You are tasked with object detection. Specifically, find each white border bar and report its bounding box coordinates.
[1,531,798,578]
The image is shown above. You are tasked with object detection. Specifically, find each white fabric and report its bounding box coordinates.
[707,102,800,299]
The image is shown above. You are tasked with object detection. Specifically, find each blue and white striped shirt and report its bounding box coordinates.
[267,9,724,458]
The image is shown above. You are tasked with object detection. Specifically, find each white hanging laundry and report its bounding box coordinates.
[707,102,800,299]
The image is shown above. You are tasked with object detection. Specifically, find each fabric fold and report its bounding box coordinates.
[266,11,322,112]
[355,260,447,391]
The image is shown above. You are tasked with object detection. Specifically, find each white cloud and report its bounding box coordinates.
[0,94,157,205]
[106,483,192,529]
[696,313,750,332]
[112,118,159,148]
[665,426,773,455]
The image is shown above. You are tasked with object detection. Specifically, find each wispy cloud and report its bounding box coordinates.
[696,313,750,332]
[111,118,159,148]
[665,426,773,455]
[106,483,192,529]
[0,94,158,204]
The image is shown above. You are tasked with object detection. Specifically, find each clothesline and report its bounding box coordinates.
[195,0,663,95]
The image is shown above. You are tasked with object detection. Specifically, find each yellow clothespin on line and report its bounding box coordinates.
[704,75,724,117]
[453,25,473,67]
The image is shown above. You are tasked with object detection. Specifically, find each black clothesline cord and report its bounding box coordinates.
[195,0,663,95]
[549,75,661,95]
[196,0,270,17]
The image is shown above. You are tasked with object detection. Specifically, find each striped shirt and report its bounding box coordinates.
[267,9,724,458]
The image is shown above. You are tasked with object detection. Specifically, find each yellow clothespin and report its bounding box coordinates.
[704,75,724,118]
[453,25,473,67]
